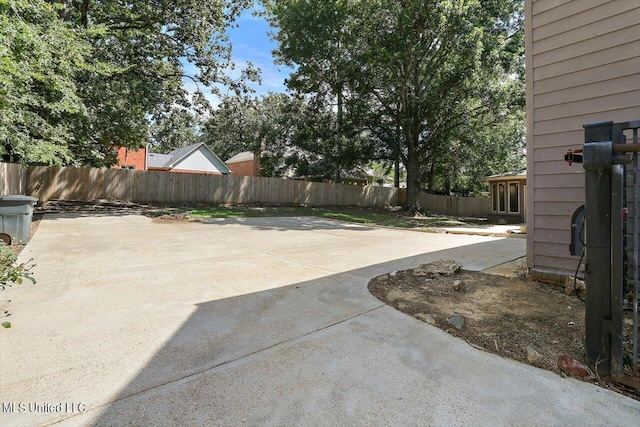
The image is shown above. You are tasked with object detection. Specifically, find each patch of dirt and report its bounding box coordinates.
[36,199,194,223]
[151,213,190,222]
[368,260,640,401]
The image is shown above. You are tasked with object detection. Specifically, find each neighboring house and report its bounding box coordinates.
[147,143,230,175]
[484,169,526,224]
[226,151,260,177]
[525,0,640,281]
[115,145,147,170]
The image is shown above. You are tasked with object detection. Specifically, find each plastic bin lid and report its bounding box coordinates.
[0,195,39,202]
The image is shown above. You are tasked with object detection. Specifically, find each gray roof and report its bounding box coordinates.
[147,153,174,169]
[484,169,527,182]
[226,151,255,164]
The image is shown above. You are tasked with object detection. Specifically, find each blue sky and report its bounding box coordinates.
[183,8,293,106]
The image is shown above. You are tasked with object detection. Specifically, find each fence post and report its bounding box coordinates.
[583,121,615,375]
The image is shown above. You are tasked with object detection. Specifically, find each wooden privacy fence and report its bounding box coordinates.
[0,162,27,195]
[23,165,399,207]
[415,191,489,217]
[1,162,490,216]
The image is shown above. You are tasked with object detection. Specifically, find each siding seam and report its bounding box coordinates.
[532,8,638,49]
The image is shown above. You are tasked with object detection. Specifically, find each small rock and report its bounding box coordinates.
[389,271,398,277]
[415,313,436,325]
[526,345,543,363]
[557,355,589,378]
[414,259,462,278]
[447,315,465,330]
[564,276,586,297]
[452,280,465,292]
[568,321,575,327]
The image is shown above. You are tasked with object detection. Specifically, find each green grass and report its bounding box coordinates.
[150,205,484,229]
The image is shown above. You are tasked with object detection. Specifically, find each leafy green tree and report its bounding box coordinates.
[150,108,201,154]
[201,93,301,176]
[0,0,94,165]
[1,0,256,166]
[354,0,524,210]
[264,0,378,182]
[201,96,261,162]
[59,0,257,166]
[265,0,524,211]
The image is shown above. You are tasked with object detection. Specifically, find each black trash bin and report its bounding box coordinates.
[0,195,39,244]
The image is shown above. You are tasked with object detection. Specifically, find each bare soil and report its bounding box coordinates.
[368,262,640,401]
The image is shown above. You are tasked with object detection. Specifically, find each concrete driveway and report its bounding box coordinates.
[1,214,638,426]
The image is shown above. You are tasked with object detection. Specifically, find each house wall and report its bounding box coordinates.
[228,159,259,177]
[526,0,640,281]
[115,146,147,170]
[172,146,229,174]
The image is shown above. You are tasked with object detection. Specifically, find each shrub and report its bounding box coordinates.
[1,242,36,328]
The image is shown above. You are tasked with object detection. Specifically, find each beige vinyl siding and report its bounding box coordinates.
[526,0,640,280]
[534,57,640,94]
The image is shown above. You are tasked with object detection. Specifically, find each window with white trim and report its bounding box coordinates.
[491,181,520,214]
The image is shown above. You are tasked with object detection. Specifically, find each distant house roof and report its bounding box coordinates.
[226,151,255,164]
[147,153,174,169]
[148,142,230,174]
[484,169,527,182]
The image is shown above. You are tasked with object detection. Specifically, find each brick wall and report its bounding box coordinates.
[115,146,147,170]
[228,159,259,177]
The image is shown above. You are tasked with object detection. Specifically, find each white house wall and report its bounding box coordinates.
[173,146,229,174]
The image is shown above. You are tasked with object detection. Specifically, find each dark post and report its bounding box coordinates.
[583,121,614,375]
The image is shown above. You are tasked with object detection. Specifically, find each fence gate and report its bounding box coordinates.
[568,120,640,390]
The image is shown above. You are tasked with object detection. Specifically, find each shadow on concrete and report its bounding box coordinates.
[76,239,522,426]
[37,212,381,233]
[197,216,381,232]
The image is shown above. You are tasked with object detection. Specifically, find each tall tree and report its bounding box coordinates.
[201,96,261,162]
[1,0,256,166]
[201,93,301,176]
[150,108,201,154]
[264,0,376,182]
[0,0,95,165]
[354,0,524,210]
[265,0,524,211]
[60,0,257,166]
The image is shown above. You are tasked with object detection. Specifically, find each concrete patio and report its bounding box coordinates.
[1,214,638,426]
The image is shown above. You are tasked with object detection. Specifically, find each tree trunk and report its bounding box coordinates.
[335,86,343,184]
[427,161,436,193]
[394,158,400,188]
[81,0,89,29]
[405,144,421,214]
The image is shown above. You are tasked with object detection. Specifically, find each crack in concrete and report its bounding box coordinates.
[47,304,386,426]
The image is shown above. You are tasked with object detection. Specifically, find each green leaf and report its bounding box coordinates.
[1,321,11,329]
